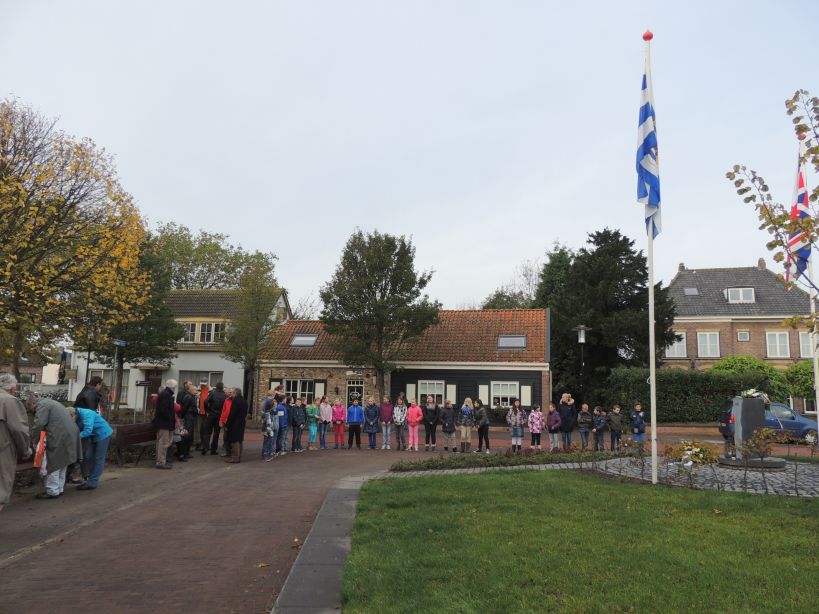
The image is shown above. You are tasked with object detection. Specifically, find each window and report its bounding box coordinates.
[799,331,814,358]
[213,322,226,342]
[726,288,755,303]
[347,379,364,406]
[418,380,445,405]
[804,398,816,414]
[179,371,224,388]
[180,322,196,343]
[290,334,318,347]
[89,369,129,403]
[697,332,720,358]
[491,381,520,409]
[284,379,315,403]
[497,335,527,349]
[770,404,793,419]
[683,287,699,296]
[18,373,36,383]
[199,322,214,343]
[665,333,687,358]
[737,331,750,342]
[766,332,790,358]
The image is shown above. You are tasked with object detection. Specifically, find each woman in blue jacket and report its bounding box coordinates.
[346,398,364,450]
[72,407,113,490]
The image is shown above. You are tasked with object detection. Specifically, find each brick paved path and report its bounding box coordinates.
[0,440,405,614]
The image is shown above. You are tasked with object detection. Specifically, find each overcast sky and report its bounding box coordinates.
[3,1,818,310]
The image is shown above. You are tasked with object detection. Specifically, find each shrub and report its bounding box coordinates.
[785,360,814,399]
[711,355,789,401]
[603,367,769,423]
[389,449,626,472]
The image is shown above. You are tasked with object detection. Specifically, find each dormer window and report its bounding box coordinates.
[726,288,755,304]
[498,335,527,349]
[290,334,318,347]
[683,287,699,296]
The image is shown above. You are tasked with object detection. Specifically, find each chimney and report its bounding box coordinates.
[757,258,766,270]
[678,262,686,272]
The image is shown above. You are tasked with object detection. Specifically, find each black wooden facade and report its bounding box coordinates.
[389,368,543,409]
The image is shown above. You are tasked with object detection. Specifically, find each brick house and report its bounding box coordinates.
[69,288,291,409]
[665,258,815,411]
[257,309,551,413]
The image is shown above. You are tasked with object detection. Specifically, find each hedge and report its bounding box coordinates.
[602,368,773,423]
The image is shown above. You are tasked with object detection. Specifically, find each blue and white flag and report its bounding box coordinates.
[637,34,661,238]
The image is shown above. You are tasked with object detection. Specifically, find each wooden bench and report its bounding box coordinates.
[112,423,157,466]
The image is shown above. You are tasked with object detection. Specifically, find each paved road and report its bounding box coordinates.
[1,438,402,614]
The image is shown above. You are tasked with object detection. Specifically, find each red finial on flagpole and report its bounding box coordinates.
[643,29,654,41]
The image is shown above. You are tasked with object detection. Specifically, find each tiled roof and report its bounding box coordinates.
[260,309,549,363]
[668,266,810,317]
[165,289,256,319]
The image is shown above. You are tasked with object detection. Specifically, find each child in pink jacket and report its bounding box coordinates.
[331,399,347,449]
[406,400,424,452]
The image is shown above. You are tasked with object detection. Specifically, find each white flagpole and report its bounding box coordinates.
[645,33,659,485]
[802,136,819,422]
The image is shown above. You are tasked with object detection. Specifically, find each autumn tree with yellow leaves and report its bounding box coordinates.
[0,99,148,378]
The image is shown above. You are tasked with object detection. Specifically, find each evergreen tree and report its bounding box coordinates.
[481,287,530,309]
[320,230,440,401]
[533,243,574,309]
[549,229,676,403]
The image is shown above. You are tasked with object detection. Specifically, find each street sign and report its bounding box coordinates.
[113,339,127,347]
[135,381,152,387]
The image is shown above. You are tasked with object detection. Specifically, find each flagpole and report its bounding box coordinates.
[802,134,819,422]
[644,31,659,484]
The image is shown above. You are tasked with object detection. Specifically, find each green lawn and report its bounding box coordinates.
[343,471,818,613]
[390,450,627,472]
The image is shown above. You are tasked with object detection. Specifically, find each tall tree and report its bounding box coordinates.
[221,256,281,413]
[533,243,574,309]
[0,98,147,377]
[91,238,184,411]
[549,229,676,402]
[320,230,440,401]
[153,221,277,290]
[481,287,530,309]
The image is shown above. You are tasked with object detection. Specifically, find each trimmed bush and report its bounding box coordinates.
[785,360,814,399]
[603,367,769,423]
[710,355,789,401]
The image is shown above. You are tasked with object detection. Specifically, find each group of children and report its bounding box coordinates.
[259,388,493,458]
[258,385,647,460]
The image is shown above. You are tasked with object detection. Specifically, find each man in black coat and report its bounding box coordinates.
[153,380,177,469]
[175,381,197,462]
[202,382,226,455]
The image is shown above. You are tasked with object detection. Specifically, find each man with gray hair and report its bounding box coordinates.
[153,379,177,469]
[24,392,82,499]
[0,374,32,511]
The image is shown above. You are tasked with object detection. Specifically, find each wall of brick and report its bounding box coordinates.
[663,321,811,371]
[256,365,389,410]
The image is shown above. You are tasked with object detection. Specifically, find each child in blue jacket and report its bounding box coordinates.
[276,399,289,455]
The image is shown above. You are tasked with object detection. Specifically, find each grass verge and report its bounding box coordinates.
[389,449,629,472]
[343,471,818,613]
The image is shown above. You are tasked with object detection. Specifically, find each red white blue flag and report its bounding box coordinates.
[786,147,811,282]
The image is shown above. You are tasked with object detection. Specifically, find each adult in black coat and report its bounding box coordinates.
[224,387,248,464]
[67,375,104,483]
[557,393,578,451]
[202,382,226,455]
[153,382,177,469]
[175,382,198,461]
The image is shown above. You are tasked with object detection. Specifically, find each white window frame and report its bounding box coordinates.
[766,331,790,358]
[89,369,130,403]
[726,287,755,303]
[697,332,720,358]
[199,322,214,343]
[180,322,196,343]
[213,322,226,343]
[665,332,687,358]
[180,370,224,388]
[490,381,520,409]
[284,378,315,404]
[736,330,750,342]
[799,331,814,358]
[418,380,445,406]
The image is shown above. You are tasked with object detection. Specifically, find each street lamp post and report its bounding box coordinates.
[573,325,591,401]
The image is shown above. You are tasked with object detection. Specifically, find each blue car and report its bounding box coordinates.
[721,402,818,444]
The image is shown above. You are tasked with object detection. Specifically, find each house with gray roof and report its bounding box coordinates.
[69,288,291,411]
[665,258,815,412]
